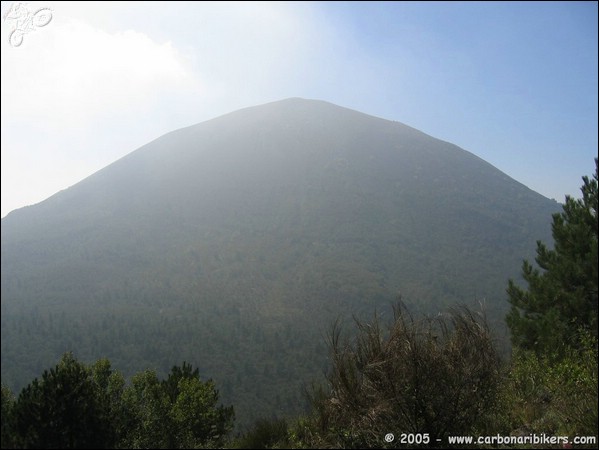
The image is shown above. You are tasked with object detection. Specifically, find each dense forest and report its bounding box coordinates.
[2,159,596,448]
[1,99,561,428]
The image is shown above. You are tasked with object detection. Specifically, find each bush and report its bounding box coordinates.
[307,304,503,448]
[504,331,598,445]
[234,417,290,449]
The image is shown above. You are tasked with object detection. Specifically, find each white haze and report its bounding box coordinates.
[1,1,597,217]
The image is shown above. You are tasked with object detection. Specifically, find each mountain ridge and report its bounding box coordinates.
[3,97,549,224]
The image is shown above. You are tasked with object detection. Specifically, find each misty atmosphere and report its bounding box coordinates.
[1,2,597,449]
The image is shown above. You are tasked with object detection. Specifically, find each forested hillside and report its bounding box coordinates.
[1,98,560,427]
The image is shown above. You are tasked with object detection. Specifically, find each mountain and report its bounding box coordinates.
[1,98,560,426]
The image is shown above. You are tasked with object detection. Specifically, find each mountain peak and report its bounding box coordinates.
[1,98,559,427]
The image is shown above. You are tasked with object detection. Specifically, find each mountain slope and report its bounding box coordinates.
[1,98,559,426]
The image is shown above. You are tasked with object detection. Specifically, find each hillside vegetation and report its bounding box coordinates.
[1,99,560,428]
[2,158,596,448]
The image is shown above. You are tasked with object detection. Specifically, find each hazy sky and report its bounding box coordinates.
[1,1,597,217]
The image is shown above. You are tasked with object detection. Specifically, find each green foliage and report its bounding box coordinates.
[304,304,503,448]
[120,369,171,448]
[507,158,598,355]
[169,376,235,448]
[501,333,598,445]
[119,363,235,449]
[90,358,128,446]
[162,361,200,403]
[546,333,598,438]
[502,160,599,446]
[10,352,114,449]
[232,417,290,449]
[3,355,234,449]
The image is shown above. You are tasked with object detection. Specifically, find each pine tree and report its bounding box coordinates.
[506,158,598,355]
[10,353,113,449]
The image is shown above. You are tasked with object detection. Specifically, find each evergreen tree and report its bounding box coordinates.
[10,353,113,449]
[507,158,598,355]
[90,358,127,448]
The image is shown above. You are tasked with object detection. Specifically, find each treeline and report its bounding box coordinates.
[2,160,597,448]
[2,305,595,449]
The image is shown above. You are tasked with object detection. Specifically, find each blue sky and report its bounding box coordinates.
[1,1,597,217]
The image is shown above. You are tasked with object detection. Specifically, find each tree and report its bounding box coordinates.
[10,353,114,449]
[121,362,234,448]
[507,158,598,355]
[90,358,127,448]
[120,369,172,448]
[169,376,235,448]
[164,362,234,448]
[162,361,200,403]
[5,355,233,449]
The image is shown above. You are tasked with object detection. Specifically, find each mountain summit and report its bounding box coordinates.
[1,98,559,425]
